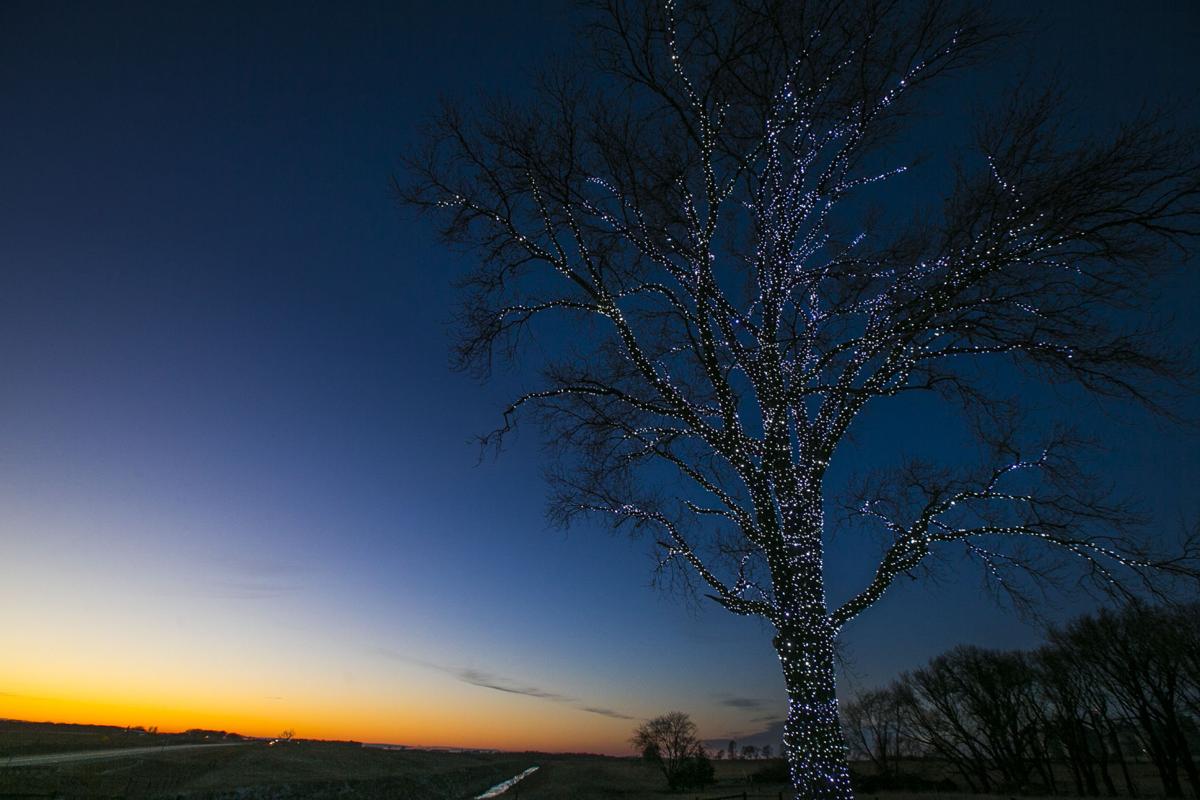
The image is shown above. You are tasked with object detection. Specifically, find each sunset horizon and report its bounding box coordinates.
[2,1,1197,797]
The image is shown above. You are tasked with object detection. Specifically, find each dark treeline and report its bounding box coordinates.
[842,603,1200,797]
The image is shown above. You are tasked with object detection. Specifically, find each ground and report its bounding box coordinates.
[0,720,1172,800]
[0,720,226,757]
[0,722,786,800]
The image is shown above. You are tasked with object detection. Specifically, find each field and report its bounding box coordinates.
[0,721,229,758]
[513,756,791,799]
[0,720,790,800]
[0,721,1172,800]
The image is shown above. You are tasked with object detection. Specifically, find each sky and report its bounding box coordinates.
[1,1,1197,755]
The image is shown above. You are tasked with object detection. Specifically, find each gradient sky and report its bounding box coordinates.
[1,1,1197,755]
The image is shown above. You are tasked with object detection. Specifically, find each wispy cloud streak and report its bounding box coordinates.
[580,706,635,720]
[372,648,637,721]
[455,668,571,702]
[717,695,768,710]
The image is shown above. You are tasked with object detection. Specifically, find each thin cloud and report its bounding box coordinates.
[719,696,768,710]
[455,668,572,702]
[370,648,636,721]
[580,706,636,720]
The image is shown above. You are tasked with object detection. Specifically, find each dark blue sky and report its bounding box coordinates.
[1,1,1197,750]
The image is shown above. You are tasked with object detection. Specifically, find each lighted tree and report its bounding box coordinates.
[404,1,1200,798]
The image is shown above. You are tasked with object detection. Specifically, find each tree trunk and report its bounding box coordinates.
[1085,712,1117,797]
[976,766,994,793]
[1106,722,1138,798]
[1139,716,1183,798]
[1173,731,1200,800]
[775,623,854,800]
[953,762,979,794]
[1076,721,1099,796]
[1075,753,1094,796]
[1097,753,1117,798]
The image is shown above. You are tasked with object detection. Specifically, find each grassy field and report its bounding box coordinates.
[0,738,534,799]
[0,746,794,800]
[0,723,790,800]
[0,720,226,758]
[513,756,791,799]
[0,722,1174,800]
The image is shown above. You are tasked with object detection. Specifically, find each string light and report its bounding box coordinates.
[418,3,1192,798]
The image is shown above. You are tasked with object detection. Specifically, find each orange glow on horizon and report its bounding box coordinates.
[0,514,667,758]
[0,688,634,755]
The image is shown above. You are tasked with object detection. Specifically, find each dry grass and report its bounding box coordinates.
[0,720,198,757]
[514,756,791,799]
[0,740,529,799]
[0,727,1174,800]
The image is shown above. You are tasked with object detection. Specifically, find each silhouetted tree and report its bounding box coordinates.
[675,748,717,789]
[1054,604,1200,798]
[898,647,1054,792]
[1035,643,1115,797]
[632,711,707,790]
[405,1,1200,796]
[1178,602,1200,720]
[875,601,1199,797]
[744,744,760,759]
[763,744,774,759]
[900,651,990,792]
[843,685,910,777]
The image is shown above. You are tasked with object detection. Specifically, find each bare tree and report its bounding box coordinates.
[900,650,1001,793]
[404,1,1200,797]
[1054,604,1200,798]
[842,685,910,777]
[632,711,705,789]
[1035,642,1123,797]
[1178,602,1200,720]
[859,603,1198,797]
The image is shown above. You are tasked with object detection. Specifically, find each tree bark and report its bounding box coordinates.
[1075,753,1094,796]
[1085,709,1118,797]
[1105,722,1138,798]
[775,620,854,800]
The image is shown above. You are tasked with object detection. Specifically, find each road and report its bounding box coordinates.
[1,742,247,768]
[476,766,539,799]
